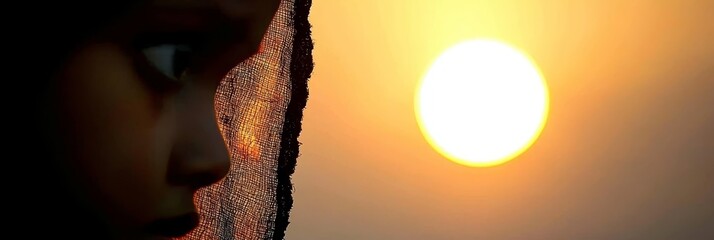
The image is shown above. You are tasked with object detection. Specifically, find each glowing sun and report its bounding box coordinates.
[415,40,549,167]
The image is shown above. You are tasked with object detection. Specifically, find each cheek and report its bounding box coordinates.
[57,42,174,226]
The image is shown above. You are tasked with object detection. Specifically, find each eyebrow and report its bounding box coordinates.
[148,0,215,8]
[136,6,223,32]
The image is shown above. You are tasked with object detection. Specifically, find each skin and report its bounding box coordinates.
[49,0,281,239]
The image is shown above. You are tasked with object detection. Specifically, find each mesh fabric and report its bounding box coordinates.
[179,0,313,239]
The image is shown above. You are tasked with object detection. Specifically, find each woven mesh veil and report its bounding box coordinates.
[179,0,313,239]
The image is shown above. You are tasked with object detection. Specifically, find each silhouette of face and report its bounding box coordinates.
[51,0,280,238]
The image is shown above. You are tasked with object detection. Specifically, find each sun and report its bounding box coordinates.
[415,40,549,167]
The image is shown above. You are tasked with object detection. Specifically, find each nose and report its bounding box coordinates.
[167,86,230,189]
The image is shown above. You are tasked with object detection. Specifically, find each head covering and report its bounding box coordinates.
[179,0,313,239]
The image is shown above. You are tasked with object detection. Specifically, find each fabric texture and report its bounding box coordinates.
[179,0,313,239]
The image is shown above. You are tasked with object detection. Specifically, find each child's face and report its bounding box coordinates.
[52,0,280,238]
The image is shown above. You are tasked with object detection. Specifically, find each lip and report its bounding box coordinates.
[144,212,200,237]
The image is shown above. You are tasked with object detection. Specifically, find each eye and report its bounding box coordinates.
[141,44,194,81]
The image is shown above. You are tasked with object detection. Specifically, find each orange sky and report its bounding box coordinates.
[288,1,713,239]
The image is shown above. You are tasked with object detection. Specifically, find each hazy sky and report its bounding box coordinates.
[287,0,713,239]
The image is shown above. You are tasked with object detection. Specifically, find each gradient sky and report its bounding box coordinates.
[286,0,713,239]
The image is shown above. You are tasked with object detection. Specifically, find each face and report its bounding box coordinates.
[51,0,281,239]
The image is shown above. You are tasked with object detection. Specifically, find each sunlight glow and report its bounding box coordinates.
[415,40,549,167]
